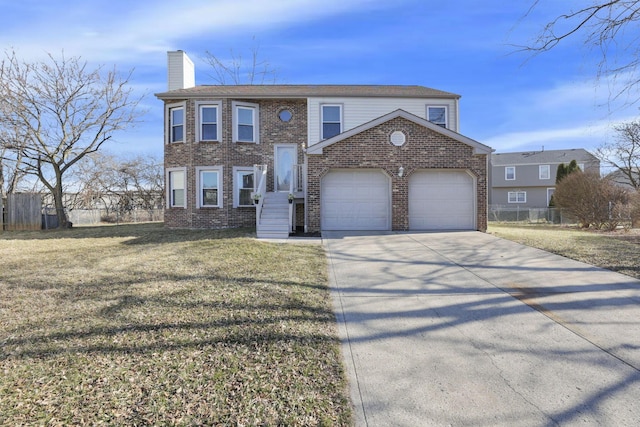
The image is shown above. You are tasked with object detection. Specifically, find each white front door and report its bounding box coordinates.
[275,145,296,192]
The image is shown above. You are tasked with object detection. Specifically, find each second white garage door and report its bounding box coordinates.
[409,170,475,230]
[321,170,390,230]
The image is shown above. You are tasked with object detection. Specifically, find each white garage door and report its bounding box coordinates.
[409,170,475,230]
[322,170,390,230]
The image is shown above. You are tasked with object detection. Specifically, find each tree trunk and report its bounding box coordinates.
[52,175,70,229]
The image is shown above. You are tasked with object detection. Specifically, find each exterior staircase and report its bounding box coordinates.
[256,192,290,239]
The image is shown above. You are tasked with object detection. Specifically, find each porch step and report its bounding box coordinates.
[256,192,291,239]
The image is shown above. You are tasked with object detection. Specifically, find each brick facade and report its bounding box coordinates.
[164,98,307,228]
[306,116,488,232]
[162,96,487,232]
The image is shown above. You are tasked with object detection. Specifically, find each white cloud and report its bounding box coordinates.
[0,0,389,64]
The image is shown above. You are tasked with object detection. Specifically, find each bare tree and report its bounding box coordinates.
[203,37,278,85]
[0,50,143,228]
[0,123,28,194]
[518,1,640,102]
[597,120,640,189]
[73,152,163,221]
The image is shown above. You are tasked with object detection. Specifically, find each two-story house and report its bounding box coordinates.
[490,149,600,208]
[155,51,492,238]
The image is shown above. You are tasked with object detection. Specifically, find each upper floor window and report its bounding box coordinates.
[197,102,221,142]
[322,105,342,139]
[427,106,447,128]
[196,167,222,208]
[539,164,550,180]
[508,191,526,203]
[233,101,259,143]
[169,106,184,143]
[505,166,516,180]
[167,168,186,208]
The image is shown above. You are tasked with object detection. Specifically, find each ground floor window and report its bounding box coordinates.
[167,168,186,208]
[196,166,222,208]
[234,167,255,207]
[508,191,526,203]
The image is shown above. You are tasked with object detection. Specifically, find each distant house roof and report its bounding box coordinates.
[607,169,640,189]
[491,148,598,166]
[155,84,460,100]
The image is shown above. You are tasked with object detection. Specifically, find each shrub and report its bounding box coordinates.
[553,171,629,229]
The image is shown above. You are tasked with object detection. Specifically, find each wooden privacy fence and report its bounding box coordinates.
[6,193,42,231]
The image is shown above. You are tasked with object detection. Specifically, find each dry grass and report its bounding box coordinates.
[0,223,351,426]
[488,223,640,280]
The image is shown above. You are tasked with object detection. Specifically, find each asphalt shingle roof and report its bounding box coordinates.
[491,149,597,166]
[155,84,459,99]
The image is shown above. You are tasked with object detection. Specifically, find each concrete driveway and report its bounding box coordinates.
[323,231,640,426]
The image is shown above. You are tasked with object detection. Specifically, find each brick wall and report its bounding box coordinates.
[164,98,308,229]
[306,116,488,232]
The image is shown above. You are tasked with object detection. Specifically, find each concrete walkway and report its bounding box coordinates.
[323,231,640,426]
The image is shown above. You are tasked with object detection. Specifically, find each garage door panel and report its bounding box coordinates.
[322,170,390,230]
[409,170,475,230]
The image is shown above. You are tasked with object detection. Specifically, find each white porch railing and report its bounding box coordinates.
[288,164,307,232]
[253,164,267,222]
[292,164,305,194]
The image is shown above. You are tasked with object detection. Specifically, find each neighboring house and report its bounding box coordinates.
[155,51,492,238]
[607,168,640,191]
[490,149,600,208]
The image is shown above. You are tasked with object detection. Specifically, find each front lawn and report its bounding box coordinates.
[0,223,351,426]
[488,223,640,280]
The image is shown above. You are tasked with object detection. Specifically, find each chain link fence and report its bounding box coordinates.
[488,205,573,225]
[42,207,164,227]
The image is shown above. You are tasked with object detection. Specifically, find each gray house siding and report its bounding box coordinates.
[491,187,554,207]
[490,149,600,208]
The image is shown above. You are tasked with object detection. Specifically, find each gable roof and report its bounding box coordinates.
[306,109,492,155]
[155,84,460,100]
[491,149,598,166]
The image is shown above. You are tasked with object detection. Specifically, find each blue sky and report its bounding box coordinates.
[2,0,637,158]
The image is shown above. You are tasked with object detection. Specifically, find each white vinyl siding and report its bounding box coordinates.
[307,97,458,146]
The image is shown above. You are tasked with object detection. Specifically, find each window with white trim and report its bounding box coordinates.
[321,104,342,139]
[197,102,221,142]
[196,167,222,208]
[168,105,184,143]
[508,191,526,203]
[505,166,516,180]
[233,167,255,207]
[167,168,186,208]
[539,164,550,180]
[427,106,447,128]
[233,101,259,143]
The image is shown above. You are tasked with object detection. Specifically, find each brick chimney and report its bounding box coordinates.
[167,50,195,91]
